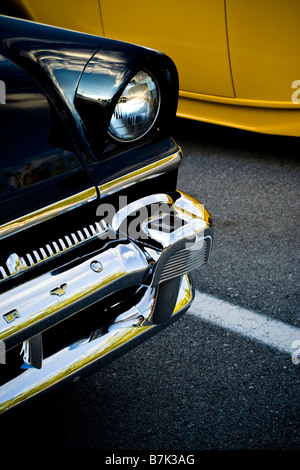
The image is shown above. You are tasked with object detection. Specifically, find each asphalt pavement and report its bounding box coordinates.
[1,119,299,457]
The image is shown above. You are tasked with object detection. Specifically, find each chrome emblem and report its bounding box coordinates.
[50,283,68,297]
[4,309,20,323]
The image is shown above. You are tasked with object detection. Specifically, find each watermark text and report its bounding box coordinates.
[291,80,300,104]
[291,340,300,365]
[0,80,5,104]
[0,340,6,364]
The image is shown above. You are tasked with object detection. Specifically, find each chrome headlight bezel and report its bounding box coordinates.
[74,44,179,158]
[108,69,161,143]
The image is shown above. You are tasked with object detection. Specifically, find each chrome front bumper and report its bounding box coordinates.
[0,190,212,414]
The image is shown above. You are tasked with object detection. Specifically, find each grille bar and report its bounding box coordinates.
[0,220,107,282]
[160,241,207,283]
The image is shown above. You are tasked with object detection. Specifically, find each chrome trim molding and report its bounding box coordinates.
[0,275,193,414]
[112,190,212,290]
[99,149,182,197]
[0,190,213,414]
[0,190,212,349]
[0,187,98,240]
[111,193,173,231]
[0,241,149,348]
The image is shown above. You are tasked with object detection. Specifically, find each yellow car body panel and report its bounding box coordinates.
[13,0,104,36]
[227,0,300,103]
[101,0,235,99]
[10,0,300,136]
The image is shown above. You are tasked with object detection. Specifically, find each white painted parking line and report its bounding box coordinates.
[188,291,300,357]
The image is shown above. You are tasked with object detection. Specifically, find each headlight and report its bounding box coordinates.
[108,70,160,142]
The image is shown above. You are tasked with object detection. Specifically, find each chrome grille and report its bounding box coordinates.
[160,239,207,283]
[0,220,107,282]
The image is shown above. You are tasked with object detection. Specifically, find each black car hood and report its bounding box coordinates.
[0,16,178,239]
[0,15,109,159]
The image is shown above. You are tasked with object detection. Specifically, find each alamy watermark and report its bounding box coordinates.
[0,340,6,364]
[291,80,300,104]
[291,340,300,365]
[95,196,201,247]
[0,80,5,104]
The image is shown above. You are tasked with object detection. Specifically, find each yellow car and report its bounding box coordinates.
[3,0,300,136]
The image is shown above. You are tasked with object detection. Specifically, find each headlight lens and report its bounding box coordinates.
[108,70,160,142]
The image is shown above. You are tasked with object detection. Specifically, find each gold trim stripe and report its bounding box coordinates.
[0,149,182,239]
[99,149,182,196]
[0,187,98,240]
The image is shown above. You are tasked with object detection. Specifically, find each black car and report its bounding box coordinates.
[0,15,213,414]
